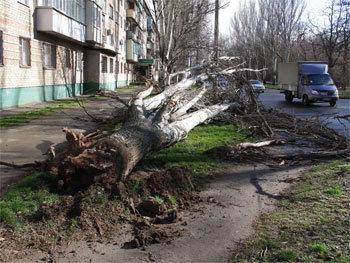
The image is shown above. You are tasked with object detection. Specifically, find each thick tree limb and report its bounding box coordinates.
[237,140,282,149]
[143,77,197,112]
[170,85,207,121]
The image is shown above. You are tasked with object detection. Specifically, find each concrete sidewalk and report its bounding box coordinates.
[0,91,139,194]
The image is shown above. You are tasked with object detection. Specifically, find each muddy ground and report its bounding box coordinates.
[1,108,348,263]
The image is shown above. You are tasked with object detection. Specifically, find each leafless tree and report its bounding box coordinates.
[227,0,305,84]
[152,0,211,69]
[308,0,350,86]
[259,0,305,83]
[274,0,306,62]
[150,0,230,78]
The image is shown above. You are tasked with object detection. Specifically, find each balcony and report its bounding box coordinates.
[126,9,140,25]
[36,7,85,43]
[126,39,139,63]
[85,1,102,44]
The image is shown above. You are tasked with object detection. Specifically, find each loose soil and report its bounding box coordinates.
[1,108,348,263]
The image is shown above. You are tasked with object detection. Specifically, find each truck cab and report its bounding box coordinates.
[278,62,339,107]
[299,73,338,106]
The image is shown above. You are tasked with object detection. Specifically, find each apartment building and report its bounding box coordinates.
[0,0,158,109]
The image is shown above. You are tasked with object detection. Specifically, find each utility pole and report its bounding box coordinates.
[214,0,219,62]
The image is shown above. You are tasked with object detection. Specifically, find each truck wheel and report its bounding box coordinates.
[285,91,293,102]
[302,95,309,106]
[329,101,336,107]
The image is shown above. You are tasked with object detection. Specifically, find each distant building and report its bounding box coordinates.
[0,0,158,109]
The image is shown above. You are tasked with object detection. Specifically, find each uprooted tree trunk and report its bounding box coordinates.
[50,73,241,189]
[31,56,275,190]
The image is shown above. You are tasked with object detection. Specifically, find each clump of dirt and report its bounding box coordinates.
[0,166,199,262]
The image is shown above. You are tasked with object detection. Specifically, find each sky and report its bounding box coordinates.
[219,0,331,35]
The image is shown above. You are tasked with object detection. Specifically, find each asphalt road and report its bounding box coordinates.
[258,89,350,139]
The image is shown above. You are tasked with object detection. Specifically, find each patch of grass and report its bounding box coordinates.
[0,172,58,228]
[115,85,141,93]
[146,123,246,179]
[232,159,350,262]
[168,194,178,209]
[70,218,79,231]
[129,179,145,192]
[95,194,107,205]
[324,188,342,195]
[151,195,165,205]
[276,249,297,261]
[0,96,99,130]
[310,243,329,255]
[265,84,279,89]
[100,121,123,132]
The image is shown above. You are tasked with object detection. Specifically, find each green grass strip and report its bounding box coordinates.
[146,123,246,180]
[0,96,99,130]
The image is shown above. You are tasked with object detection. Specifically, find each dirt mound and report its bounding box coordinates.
[0,166,199,261]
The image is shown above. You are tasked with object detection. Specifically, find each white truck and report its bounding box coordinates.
[278,62,339,107]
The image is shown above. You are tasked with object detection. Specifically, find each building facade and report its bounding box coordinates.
[0,0,158,109]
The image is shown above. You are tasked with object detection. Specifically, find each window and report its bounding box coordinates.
[108,34,114,46]
[135,43,140,56]
[109,5,113,19]
[0,31,3,66]
[115,35,119,49]
[19,38,30,67]
[115,60,119,73]
[93,5,102,32]
[76,51,83,71]
[109,58,113,73]
[43,43,56,69]
[37,0,85,24]
[64,48,71,68]
[101,56,107,73]
[115,11,119,24]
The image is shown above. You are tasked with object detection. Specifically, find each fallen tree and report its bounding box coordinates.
[47,58,252,189]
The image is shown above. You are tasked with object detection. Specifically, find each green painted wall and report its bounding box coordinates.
[0,84,83,109]
[0,80,131,109]
[117,80,130,88]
